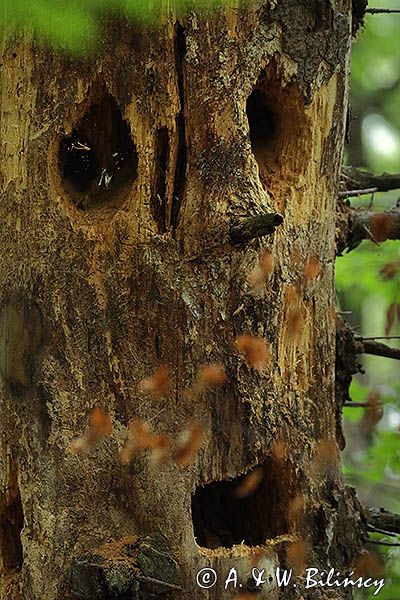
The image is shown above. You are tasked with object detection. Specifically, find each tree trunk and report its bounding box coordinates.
[0,2,364,599]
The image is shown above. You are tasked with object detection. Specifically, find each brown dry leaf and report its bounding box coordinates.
[379,260,400,280]
[247,250,275,292]
[361,390,383,433]
[249,550,264,568]
[120,418,169,465]
[236,594,257,600]
[311,439,338,475]
[370,214,395,242]
[271,440,287,462]
[286,284,300,309]
[287,494,304,527]
[385,302,397,336]
[353,550,383,579]
[196,364,227,391]
[303,256,321,283]
[89,407,113,441]
[236,467,264,499]
[139,365,171,396]
[235,335,271,372]
[287,309,304,342]
[174,422,205,467]
[287,539,309,573]
[70,407,112,454]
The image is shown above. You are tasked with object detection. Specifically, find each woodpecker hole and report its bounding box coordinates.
[59,88,138,212]
[246,67,305,207]
[192,458,300,549]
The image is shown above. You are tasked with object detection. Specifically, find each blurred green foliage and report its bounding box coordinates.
[340,1,400,597]
[0,0,238,53]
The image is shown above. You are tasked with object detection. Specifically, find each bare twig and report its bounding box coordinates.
[357,336,400,341]
[365,8,400,14]
[365,538,400,547]
[344,402,382,408]
[341,166,400,192]
[367,508,400,535]
[361,339,400,361]
[367,524,399,538]
[338,187,377,198]
[343,207,400,251]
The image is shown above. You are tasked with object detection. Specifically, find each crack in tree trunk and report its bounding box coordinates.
[171,21,187,232]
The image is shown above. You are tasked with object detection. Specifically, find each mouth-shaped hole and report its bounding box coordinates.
[59,88,138,211]
[192,458,299,550]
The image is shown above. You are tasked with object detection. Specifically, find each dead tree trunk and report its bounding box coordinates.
[1,2,365,599]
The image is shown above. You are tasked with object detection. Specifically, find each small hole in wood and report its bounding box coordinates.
[192,458,299,549]
[59,90,138,211]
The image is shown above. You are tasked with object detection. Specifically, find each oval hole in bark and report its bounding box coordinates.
[246,67,304,206]
[59,90,138,212]
[191,458,299,549]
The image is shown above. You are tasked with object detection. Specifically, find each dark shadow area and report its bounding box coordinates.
[247,89,278,156]
[0,488,24,573]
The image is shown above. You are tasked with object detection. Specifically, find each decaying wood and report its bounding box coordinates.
[0,1,365,599]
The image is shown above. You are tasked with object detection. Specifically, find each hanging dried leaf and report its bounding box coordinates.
[235,335,271,372]
[249,550,264,568]
[271,440,287,462]
[370,214,395,242]
[247,250,275,292]
[139,365,171,396]
[287,539,309,573]
[286,284,300,309]
[70,407,112,454]
[385,303,397,336]
[311,439,338,475]
[174,422,205,467]
[120,418,169,465]
[287,494,304,527]
[196,364,227,391]
[303,256,321,282]
[235,467,264,499]
[353,550,383,579]
[287,309,304,342]
[379,260,400,280]
[360,390,383,434]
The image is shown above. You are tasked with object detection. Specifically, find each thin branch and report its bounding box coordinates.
[357,336,400,341]
[368,508,400,535]
[229,213,283,244]
[367,524,399,538]
[365,538,400,547]
[338,187,377,198]
[344,207,400,251]
[365,8,400,14]
[341,166,400,192]
[344,402,382,408]
[361,339,400,361]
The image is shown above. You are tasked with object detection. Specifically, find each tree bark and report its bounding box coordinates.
[0,2,364,599]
